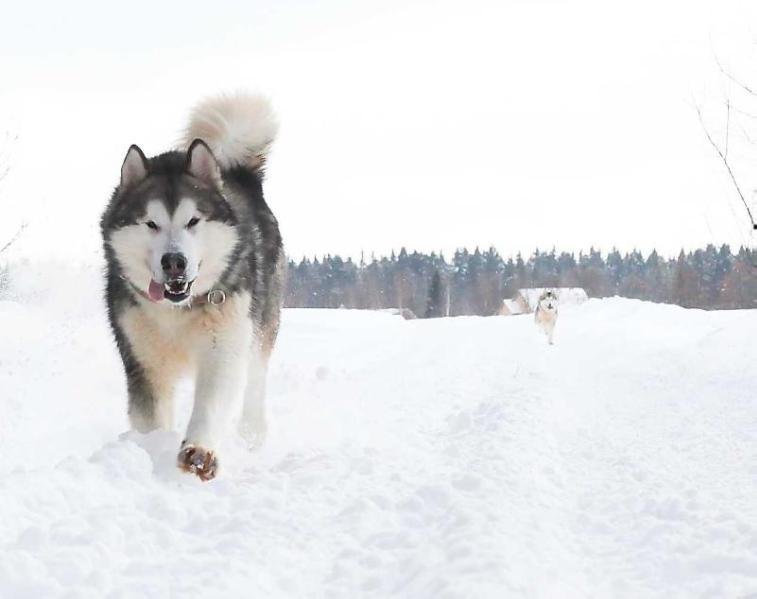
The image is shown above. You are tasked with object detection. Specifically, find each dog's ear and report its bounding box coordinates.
[186,139,221,187]
[120,145,149,190]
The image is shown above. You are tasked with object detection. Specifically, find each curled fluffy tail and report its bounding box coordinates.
[182,92,278,172]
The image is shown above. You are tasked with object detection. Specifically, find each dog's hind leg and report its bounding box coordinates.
[239,346,270,449]
[239,302,280,450]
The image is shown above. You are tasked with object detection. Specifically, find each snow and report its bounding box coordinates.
[1,263,756,598]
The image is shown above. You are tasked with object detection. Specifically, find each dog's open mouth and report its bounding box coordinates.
[146,277,196,303]
[163,279,193,303]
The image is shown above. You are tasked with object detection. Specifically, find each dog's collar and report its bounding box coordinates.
[191,289,227,306]
[121,276,226,307]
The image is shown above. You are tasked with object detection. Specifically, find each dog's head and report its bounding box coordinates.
[538,290,557,312]
[102,140,238,305]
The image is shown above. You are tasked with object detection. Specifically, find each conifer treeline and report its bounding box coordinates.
[284,245,756,316]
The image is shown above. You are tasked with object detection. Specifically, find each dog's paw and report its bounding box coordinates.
[177,444,218,481]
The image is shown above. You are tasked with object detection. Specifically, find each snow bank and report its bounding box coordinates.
[0,265,755,597]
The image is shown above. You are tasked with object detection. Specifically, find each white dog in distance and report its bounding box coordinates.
[534,289,558,345]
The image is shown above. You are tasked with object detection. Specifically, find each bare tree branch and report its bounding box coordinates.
[0,132,17,188]
[0,222,27,256]
[725,99,730,158]
[695,103,756,227]
[731,105,757,120]
[739,125,755,145]
[0,159,9,185]
[713,51,757,97]
[0,132,25,257]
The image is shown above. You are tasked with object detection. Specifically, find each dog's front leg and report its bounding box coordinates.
[178,306,252,481]
[116,309,180,433]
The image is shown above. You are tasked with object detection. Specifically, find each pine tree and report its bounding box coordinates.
[282,245,751,312]
[425,270,445,318]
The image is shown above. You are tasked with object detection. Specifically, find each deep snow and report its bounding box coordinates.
[0,264,755,598]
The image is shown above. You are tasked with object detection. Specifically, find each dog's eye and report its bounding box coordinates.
[186,217,201,229]
[145,221,159,231]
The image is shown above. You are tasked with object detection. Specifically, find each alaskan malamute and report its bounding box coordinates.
[101,93,285,481]
[534,289,557,345]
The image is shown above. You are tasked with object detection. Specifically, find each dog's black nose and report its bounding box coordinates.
[161,252,187,278]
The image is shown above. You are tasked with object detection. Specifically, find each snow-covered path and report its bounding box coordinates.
[0,268,755,598]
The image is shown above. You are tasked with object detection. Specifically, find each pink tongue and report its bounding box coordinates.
[148,279,164,302]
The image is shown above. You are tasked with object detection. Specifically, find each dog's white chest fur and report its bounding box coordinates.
[118,293,256,440]
[535,306,558,345]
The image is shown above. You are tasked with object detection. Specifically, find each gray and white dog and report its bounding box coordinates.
[101,93,285,481]
[534,289,558,345]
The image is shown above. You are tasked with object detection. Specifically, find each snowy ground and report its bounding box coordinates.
[0,263,756,598]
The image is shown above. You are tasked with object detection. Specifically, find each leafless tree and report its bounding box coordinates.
[696,104,755,228]
[696,55,757,232]
[0,132,26,258]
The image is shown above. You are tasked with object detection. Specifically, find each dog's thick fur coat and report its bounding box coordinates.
[101,93,285,480]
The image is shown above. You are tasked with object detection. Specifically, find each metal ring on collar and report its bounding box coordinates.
[207,289,227,305]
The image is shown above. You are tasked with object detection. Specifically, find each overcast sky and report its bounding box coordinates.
[1,0,756,262]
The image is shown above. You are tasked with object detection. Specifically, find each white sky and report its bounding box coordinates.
[1,0,756,262]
